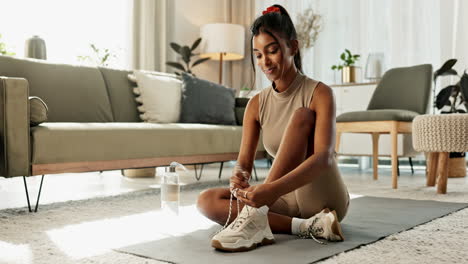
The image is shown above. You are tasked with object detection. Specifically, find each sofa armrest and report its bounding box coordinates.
[0,77,31,177]
[235,97,250,126]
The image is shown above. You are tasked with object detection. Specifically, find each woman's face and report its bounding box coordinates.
[253,31,296,81]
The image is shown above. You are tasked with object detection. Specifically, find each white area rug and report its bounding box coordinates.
[0,169,467,264]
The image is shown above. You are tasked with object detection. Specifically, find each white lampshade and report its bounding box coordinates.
[199,23,245,61]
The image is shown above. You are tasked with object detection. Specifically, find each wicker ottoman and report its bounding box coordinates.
[412,114,468,194]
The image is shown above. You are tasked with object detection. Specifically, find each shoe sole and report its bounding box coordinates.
[330,210,345,241]
[212,237,275,252]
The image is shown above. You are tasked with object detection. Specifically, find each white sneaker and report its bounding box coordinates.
[211,205,275,252]
[298,208,344,243]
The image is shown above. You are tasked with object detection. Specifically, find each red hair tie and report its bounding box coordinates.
[262,6,281,15]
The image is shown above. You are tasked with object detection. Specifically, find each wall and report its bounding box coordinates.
[169,0,227,84]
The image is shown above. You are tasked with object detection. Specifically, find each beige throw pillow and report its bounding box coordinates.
[29,96,48,126]
[133,70,182,123]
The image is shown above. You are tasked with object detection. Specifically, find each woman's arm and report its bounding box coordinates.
[269,83,337,197]
[231,94,261,189]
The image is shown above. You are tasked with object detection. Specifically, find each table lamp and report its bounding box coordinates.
[199,23,245,84]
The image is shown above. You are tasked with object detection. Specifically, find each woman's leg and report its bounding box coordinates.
[197,107,318,234]
[264,107,316,184]
[197,187,292,233]
[266,107,349,221]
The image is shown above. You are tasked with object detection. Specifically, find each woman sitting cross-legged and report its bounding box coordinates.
[196,4,350,252]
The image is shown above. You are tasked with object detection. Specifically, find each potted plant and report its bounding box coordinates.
[77,43,117,67]
[433,58,468,177]
[331,49,360,83]
[0,34,15,56]
[166,38,210,76]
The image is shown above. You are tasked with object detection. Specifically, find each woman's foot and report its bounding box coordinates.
[297,208,344,242]
[211,205,275,252]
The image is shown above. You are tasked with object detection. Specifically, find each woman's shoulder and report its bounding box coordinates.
[303,76,334,109]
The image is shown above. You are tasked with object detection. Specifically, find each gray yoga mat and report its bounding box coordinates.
[117,196,467,264]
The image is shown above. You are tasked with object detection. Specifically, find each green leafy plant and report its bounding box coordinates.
[331,49,360,70]
[77,44,116,67]
[166,38,210,76]
[433,58,468,114]
[0,34,16,56]
[433,58,468,159]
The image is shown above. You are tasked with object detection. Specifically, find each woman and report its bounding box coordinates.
[196,4,350,252]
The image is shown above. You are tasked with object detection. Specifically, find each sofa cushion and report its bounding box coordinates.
[180,73,237,125]
[29,96,48,126]
[0,55,114,122]
[133,70,182,123]
[30,123,266,164]
[98,67,140,122]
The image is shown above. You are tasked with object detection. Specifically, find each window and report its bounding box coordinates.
[0,0,132,69]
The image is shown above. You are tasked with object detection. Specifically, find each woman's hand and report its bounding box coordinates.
[229,165,251,197]
[237,183,279,208]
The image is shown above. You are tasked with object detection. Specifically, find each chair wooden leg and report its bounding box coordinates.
[371,133,380,180]
[335,131,342,154]
[427,152,439,186]
[391,122,398,189]
[437,152,449,194]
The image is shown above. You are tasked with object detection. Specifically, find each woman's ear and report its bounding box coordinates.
[290,39,299,55]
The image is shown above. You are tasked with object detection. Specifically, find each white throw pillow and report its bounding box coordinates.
[133,70,182,123]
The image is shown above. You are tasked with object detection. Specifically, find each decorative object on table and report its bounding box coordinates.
[331,49,360,83]
[77,43,117,67]
[364,52,385,82]
[0,34,15,56]
[25,35,46,59]
[295,8,323,51]
[166,38,210,77]
[412,114,468,193]
[132,70,182,123]
[199,23,245,84]
[432,58,468,174]
[180,72,236,125]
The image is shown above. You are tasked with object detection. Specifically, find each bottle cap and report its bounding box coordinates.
[165,166,176,173]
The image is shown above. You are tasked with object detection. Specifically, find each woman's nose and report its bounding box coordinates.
[261,56,271,66]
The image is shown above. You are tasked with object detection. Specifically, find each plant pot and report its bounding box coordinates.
[341,66,357,83]
[122,168,156,178]
[448,155,467,178]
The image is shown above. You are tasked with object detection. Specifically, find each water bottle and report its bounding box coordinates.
[161,162,182,216]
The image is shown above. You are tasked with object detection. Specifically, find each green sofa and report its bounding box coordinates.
[0,55,265,180]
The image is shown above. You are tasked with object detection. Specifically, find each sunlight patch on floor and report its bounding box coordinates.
[46,205,214,260]
[0,241,32,264]
[350,193,364,199]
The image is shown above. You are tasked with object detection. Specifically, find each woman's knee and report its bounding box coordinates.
[290,107,316,128]
[196,188,226,214]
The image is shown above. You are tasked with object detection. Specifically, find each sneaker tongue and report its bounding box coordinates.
[257,205,269,215]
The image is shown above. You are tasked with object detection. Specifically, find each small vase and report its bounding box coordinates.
[25,35,47,60]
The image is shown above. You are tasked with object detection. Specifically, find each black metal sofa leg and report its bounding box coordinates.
[194,164,204,181]
[23,175,45,212]
[253,164,259,181]
[218,162,224,180]
[409,157,414,174]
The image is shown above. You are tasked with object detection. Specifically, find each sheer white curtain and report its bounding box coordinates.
[254,0,468,90]
[132,0,175,71]
[221,0,256,91]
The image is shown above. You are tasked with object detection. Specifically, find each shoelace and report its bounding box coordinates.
[297,217,327,245]
[214,187,251,235]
